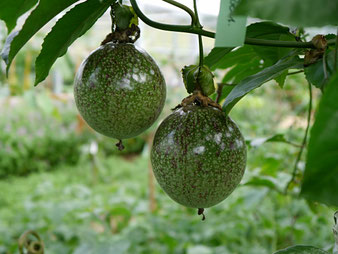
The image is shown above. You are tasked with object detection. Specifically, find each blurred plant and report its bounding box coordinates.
[0,91,146,178]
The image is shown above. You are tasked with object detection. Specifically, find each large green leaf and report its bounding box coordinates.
[220,47,266,84]
[246,22,296,65]
[223,52,303,113]
[235,0,338,27]
[0,0,38,32]
[34,0,113,85]
[215,46,259,70]
[274,245,329,254]
[206,22,297,93]
[301,73,338,206]
[1,0,81,73]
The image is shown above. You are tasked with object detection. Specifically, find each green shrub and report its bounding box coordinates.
[0,92,146,178]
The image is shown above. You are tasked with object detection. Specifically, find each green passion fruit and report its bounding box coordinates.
[74,42,166,141]
[151,104,247,209]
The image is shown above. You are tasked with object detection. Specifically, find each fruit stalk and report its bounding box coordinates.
[192,0,203,69]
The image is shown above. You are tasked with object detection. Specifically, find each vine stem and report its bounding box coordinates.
[334,27,338,71]
[193,0,203,68]
[163,0,196,25]
[284,82,312,194]
[287,70,304,76]
[129,0,336,49]
[216,83,224,103]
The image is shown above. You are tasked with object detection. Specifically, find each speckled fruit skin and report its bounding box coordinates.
[151,104,247,208]
[74,42,166,139]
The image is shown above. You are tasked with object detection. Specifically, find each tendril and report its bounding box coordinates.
[18,231,44,254]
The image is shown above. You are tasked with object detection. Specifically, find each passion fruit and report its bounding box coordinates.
[151,104,247,209]
[74,42,166,140]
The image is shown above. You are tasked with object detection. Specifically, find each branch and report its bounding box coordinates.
[130,0,337,49]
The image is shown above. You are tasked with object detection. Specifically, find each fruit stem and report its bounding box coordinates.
[116,140,125,151]
[198,208,206,221]
[129,0,337,49]
[193,0,204,69]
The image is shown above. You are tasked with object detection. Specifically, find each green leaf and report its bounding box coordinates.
[198,66,215,96]
[216,46,259,70]
[243,176,279,191]
[182,65,199,94]
[209,22,297,87]
[274,245,329,254]
[205,22,295,72]
[115,3,134,30]
[0,0,38,32]
[1,0,81,73]
[246,22,296,66]
[305,49,338,90]
[34,0,113,86]
[248,134,295,147]
[235,0,338,27]
[204,47,233,70]
[301,73,338,207]
[223,52,303,113]
[274,70,288,88]
[246,21,290,38]
[220,47,266,84]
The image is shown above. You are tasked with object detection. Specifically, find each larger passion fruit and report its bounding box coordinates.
[151,104,247,209]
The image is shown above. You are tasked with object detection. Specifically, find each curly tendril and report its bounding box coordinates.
[18,231,44,254]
